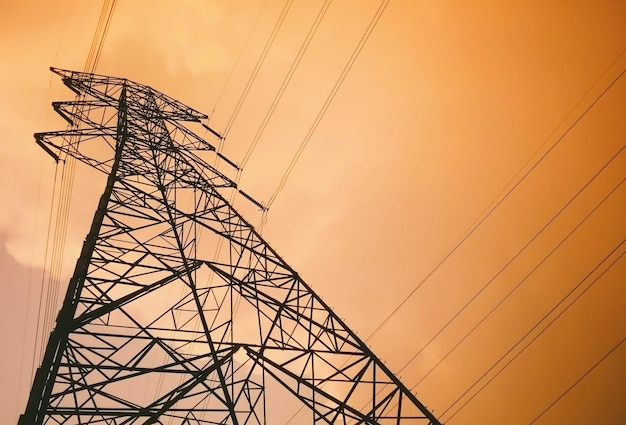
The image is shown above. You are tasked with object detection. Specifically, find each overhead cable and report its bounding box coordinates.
[528,338,625,425]
[400,145,625,381]
[441,241,625,422]
[362,66,626,345]
[265,0,390,214]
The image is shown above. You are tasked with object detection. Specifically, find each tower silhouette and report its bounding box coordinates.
[20,69,442,425]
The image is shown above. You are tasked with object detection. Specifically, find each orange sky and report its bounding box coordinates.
[1,1,625,424]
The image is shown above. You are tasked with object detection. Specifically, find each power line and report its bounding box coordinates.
[40,0,116,341]
[361,66,626,345]
[400,145,625,383]
[202,0,335,297]
[89,0,118,73]
[219,0,334,221]
[422,177,625,405]
[17,18,78,407]
[439,179,625,419]
[264,0,390,214]
[351,56,626,417]
[441,240,625,422]
[278,2,391,424]
[210,0,269,162]
[456,46,624,245]
[203,0,294,227]
[184,10,339,406]
[529,338,625,425]
[210,0,270,119]
[239,0,334,171]
[222,0,295,138]
[25,167,59,396]
[363,175,625,421]
[33,0,117,376]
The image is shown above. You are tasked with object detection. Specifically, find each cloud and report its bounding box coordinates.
[0,234,46,422]
[104,1,233,77]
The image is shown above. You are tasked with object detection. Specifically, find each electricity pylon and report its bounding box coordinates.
[20,68,442,425]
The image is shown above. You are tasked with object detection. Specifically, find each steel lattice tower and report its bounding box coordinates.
[20,69,442,425]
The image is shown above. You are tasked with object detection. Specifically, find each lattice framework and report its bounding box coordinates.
[20,68,442,425]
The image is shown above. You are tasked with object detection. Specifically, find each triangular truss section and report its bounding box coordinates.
[20,68,442,425]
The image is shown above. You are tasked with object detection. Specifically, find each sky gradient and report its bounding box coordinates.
[1,1,625,424]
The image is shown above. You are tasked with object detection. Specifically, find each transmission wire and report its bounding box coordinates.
[279,3,391,424]
[412,175,624,390]
[34,0,117,367]
[363,66,626,421]
[202,0,293,253]
[258,36,625,425]
[211,0,270,119]
[398,145,625,384]
[239,0,334,171]
[441,241,625,422]
[42,164,71,348]
[200,0,296,248]
[336,53,626,423]
[341,51,626,423]
[30,165,59,378]
[264,0,390,224]
[17,24,76,404]
[361,65,626,346]
[435,47,626,279]
[222,0,295,139]
[89,0,118,73]
[195,0,337,364]
[42,0,114,339]
[210,0,269,167]
[528,338,625,425]
[360,175,625,422]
